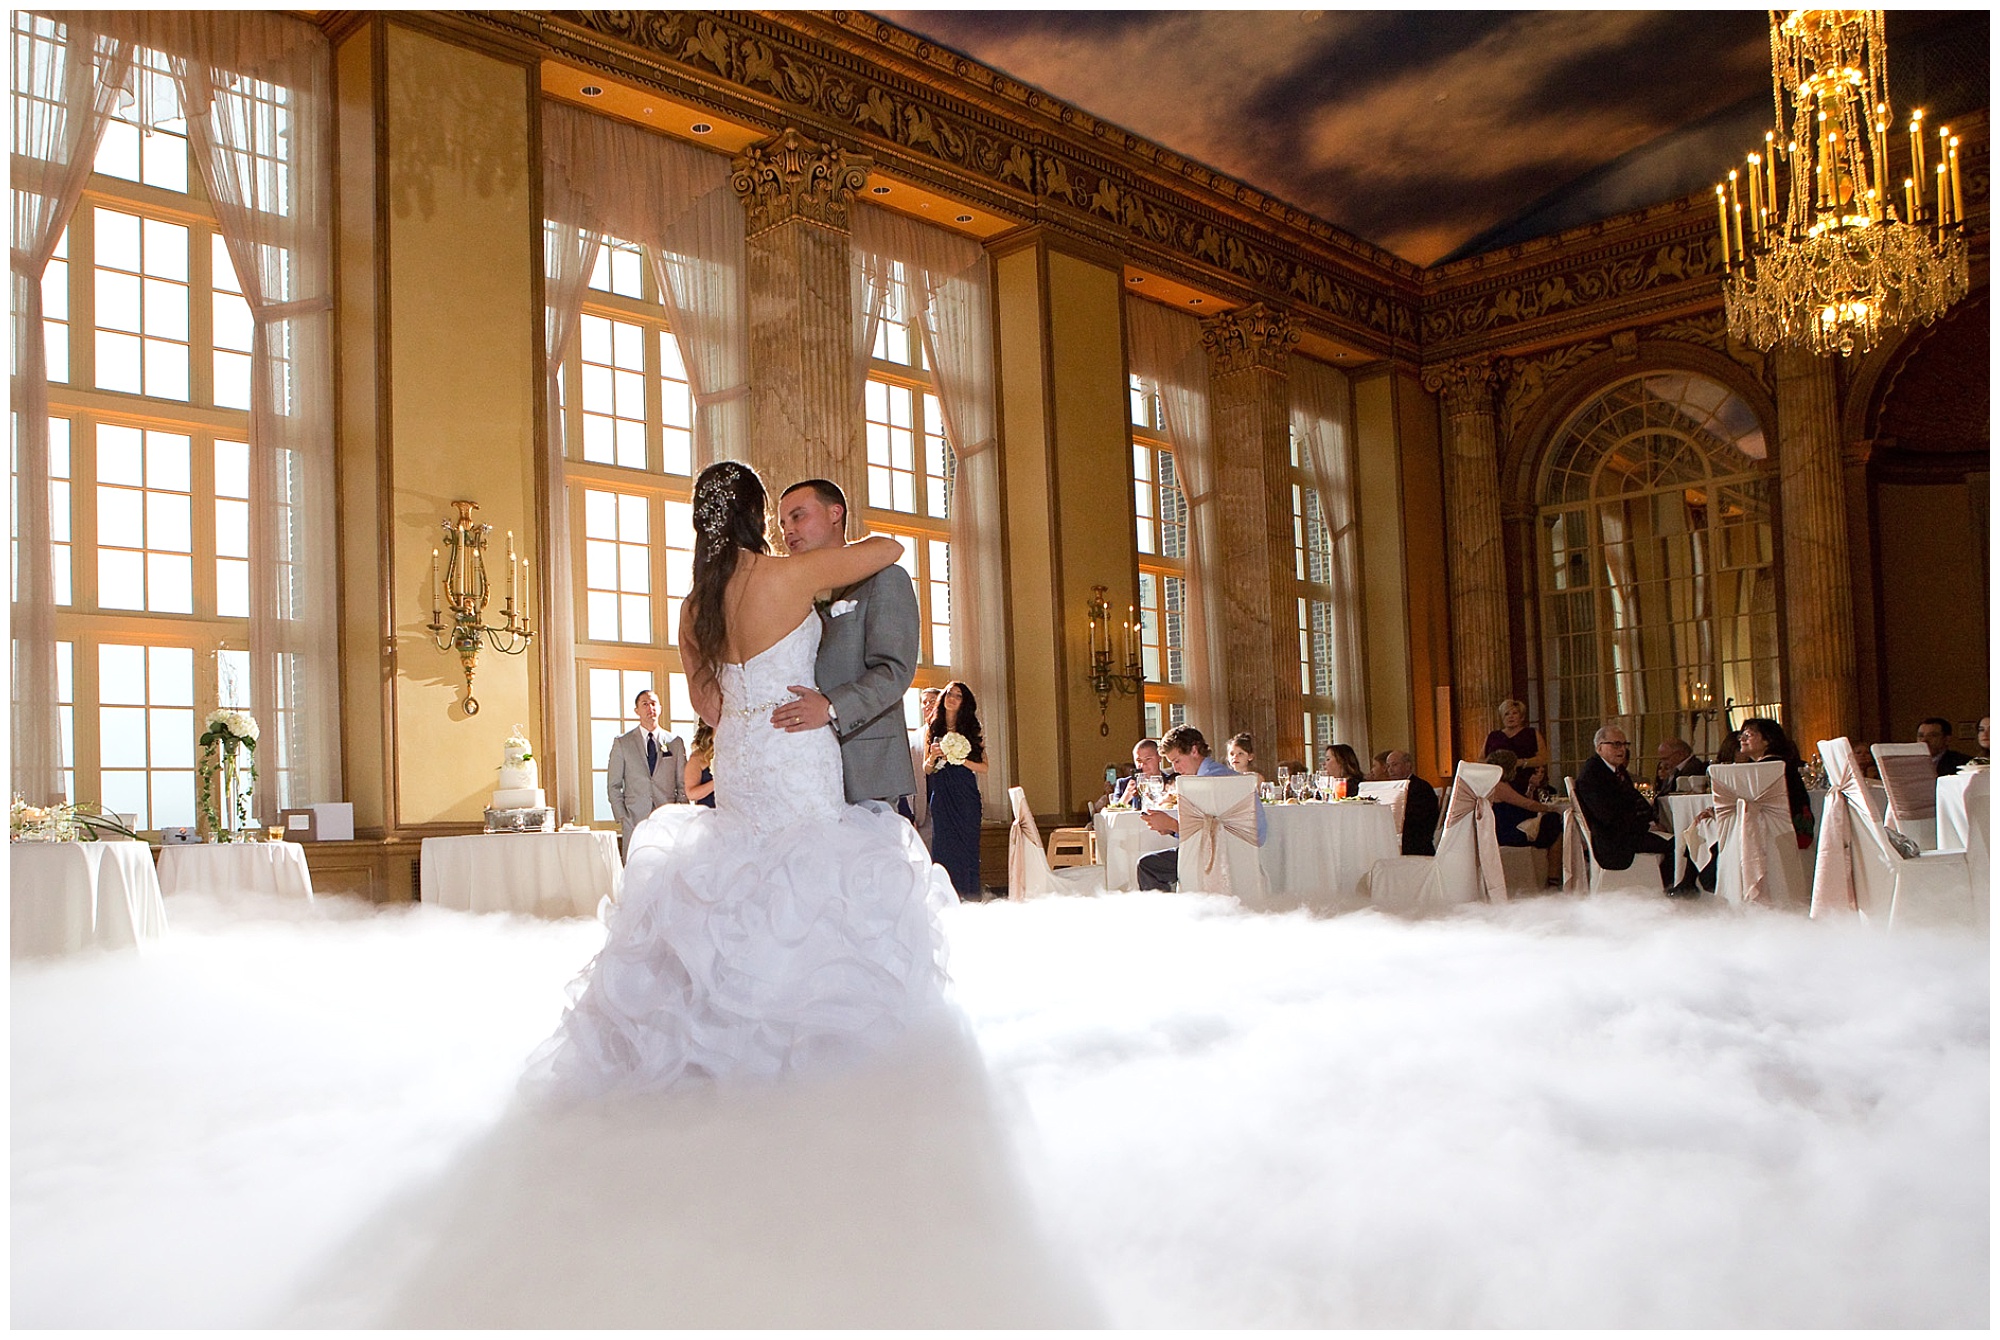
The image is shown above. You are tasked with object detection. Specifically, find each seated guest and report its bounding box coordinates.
[1138,726,1266,891]
[1573,722,1675,886]
[1322,743,1366,789]
[1486,751,1564,885]
[1975,716,1990,766]
[1483,698,1548,769]
[1368,750,1393,783]
[1713,727,1742,766]
[1917,716,1974,776]
[1653,737,1709,794]
[1107,737,1164,808]
[1226,732,1266,784]
[1738,717,1813,847]
[1384,748,1439,857]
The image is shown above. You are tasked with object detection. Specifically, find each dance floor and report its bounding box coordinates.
[12,887,1988,1327]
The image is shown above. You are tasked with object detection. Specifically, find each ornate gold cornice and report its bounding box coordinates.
[1421,358,1497,418]
[469,10,1422,354]
[1421,197,1727,360]
[730,128,871,236]
[1200,303,1300,377]
[1495,342,1607,443]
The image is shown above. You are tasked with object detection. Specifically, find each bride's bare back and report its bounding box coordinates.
[679,534,901,678]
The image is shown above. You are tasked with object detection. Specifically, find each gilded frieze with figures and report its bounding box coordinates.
[531,10,1421,347]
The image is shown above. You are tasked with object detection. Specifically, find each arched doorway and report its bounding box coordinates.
[1536,372,1779,773]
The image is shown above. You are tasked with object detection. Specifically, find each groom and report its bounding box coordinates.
[769,479,921,808]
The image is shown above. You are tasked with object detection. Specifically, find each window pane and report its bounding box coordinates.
[100,706,149,766]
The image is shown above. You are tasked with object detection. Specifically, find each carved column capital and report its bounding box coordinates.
[731,128,872,237]
[1199,302,1300,377]
[1422,357,1498,418]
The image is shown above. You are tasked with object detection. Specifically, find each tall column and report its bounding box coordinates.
[731,129,871,509]
[1774,347,1859,749]
[1202,303,1302,763]
[1422,358,1510,762]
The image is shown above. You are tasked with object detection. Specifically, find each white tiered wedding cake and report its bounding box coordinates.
[486,728,553,832]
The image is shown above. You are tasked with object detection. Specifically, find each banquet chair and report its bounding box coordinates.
[1703,761,1803,910]
[1871,742,1940,851]
[1812,739,1975,929]
[1498,846,1545,896]
[1046,825,1097,868]
[1357,780,1409,835]
[1364,761,1504,916]
[1562,776,1667,895]
[1172,774,1272,910]
[1006,787,1104,901]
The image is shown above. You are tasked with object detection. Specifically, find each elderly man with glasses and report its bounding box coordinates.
[1573,722,1678,889]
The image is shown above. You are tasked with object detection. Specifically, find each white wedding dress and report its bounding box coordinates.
[532,614,955,1096]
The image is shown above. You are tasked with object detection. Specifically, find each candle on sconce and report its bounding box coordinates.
[1949,136,1962,225]
[521,557,530,628]
[1904,177,1915,224]
[1714,185,1730,262]
[431,548,440,621]
[507,530,516,610]
[1126,605,1136,666]
[1936,162,1950,225]
[1727,169,1742,260]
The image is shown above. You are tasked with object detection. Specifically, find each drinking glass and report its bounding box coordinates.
[267,826,285,843]
[1289,772,1308,803]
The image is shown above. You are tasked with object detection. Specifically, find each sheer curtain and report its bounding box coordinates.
[11,16,132,803]
[1125,295,1226,737]
[540,102,742,818]
[81,12,341,816]
[1291,355,1367,745]
[851,204,1010,819]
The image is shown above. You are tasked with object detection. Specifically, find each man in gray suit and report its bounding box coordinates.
[768,479,920,807]
[606,687,687,854]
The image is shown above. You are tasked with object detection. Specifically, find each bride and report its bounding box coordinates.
[532,461,956,1096]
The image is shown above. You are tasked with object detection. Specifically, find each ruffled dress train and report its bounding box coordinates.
[530,615,953,1097]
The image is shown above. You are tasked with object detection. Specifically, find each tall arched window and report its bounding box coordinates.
[1537,372,1781,773]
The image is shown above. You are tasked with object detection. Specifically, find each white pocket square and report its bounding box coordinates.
[827,598,859,617]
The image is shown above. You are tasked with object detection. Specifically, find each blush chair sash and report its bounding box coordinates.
[1007,786,1041,902]
[1706,761,1791,906]
[1442,762,1507,904]
[1811,739,1883,918]
[1178,783,1261,901]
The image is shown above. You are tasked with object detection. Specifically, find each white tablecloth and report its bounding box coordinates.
[156,841,314,900]
[420,831,623,919]
[11,841,169,959]
[1936,768,1986,850]
[1094,810,1178,890]
[1262,801,1400,913]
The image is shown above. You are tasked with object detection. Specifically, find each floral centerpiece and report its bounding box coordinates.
[11,796,141,843]
[928,730,971,774]
[198,708,260,841]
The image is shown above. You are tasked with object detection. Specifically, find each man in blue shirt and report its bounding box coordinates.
[1137,724,1266,890]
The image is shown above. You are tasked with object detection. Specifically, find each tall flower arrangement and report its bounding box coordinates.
[198,709,260,840]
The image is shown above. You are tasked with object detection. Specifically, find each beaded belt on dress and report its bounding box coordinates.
[724,698,789,722]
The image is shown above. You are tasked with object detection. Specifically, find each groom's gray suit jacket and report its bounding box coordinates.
[817,563,920,804]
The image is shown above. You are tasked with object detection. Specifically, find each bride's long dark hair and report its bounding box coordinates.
[686,461,770,693]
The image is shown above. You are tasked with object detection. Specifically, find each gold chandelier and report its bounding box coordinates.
[1717,10,1969,358]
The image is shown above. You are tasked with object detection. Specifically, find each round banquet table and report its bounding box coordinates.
[1093,809,1178,891]
[156,840,315,900]
[420,830,623,919]
[1261,800,1400,913]
[11,840,169,959]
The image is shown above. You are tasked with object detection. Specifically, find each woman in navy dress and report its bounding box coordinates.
[1483,698,1547,768]
[923,680,987,900]
[683,720,716,809]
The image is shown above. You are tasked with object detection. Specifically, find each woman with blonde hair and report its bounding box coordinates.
[1484,698,1547,768]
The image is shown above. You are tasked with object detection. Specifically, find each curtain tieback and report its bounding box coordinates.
[954,435,999,460]
[693,384,750,409]
[251,294,333,323]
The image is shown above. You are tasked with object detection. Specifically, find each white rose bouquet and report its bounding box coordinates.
[198,709,260,840]
[940,731,972,765]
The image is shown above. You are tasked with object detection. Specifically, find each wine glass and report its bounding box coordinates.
[1276,764,1292,799]
[1289,771,1308,804]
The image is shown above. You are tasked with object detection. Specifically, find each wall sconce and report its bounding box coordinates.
[1086,584,1143,737]
[427,500,533,716]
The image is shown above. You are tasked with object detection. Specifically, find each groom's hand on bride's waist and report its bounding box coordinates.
[773,685,834,733]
